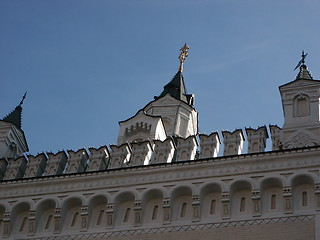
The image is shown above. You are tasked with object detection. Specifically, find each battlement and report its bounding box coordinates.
[0,125,284,181]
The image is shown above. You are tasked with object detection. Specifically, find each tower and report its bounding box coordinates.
[0,93,29,159]
[117,44,198,144]
[279,52,320,148]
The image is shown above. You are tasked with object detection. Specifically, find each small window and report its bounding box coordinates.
[71,212,79,227]
[19,217,28,232]
[210,200,216,215]
[96,210,104,225]
[180,202,187,218]
[123,208,131,222]
[302,191,308,207]
[271,194,276,210]
[45,215,53,230]
[152,205,158,220]
[294,94,310,117]
[240,197,246,212]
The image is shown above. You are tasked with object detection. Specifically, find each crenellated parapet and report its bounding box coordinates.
[245,126,268,153]
[45,151,68,176]
[109,143,131,169]
[24,153,47,178]
[87,146,109,171]
[199,132,220,158]
[269,125,281,150]
[66,149,89,174]
[129,141,154,166]
[151,137,175,164]
[175,135,198,161]
[222,129,244,156]
[3,155,27,180]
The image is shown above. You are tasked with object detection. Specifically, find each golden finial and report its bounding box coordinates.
[178,43,189,72]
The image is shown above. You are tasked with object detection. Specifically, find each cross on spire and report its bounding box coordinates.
[294,50,308,71]
[178,43,190,72]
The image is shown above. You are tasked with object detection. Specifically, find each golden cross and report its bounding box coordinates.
[178,43,190,72]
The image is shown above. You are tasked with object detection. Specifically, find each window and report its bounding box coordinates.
[180,202,187,218]
[210,200,216,215]
[240,197,246,212]
[70,212,79,227]
[302,191,308,207]
[123,208,131,222]
[45,215,53,230]
[152,205,158,220]
[19,217,28,232]
[97,210,104,225]
[271,194,276,209]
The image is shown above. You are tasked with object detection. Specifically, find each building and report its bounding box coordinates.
[0,47,319,240]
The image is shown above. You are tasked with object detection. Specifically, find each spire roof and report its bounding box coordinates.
[294,50,313,80]
[2,92,27,129]
[154,44,194,106]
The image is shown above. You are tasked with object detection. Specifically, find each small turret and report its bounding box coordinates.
[0,93,29,159]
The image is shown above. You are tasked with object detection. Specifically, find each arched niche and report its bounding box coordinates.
[260,178,283,215]
[10,202,31,236]
[113,192,135,228]
[199,183,222,221]
[292,175,315,212]
[294,94,310,117]
[142,189,164,225]
[36,199,56,233]
[88,195,108,228]
[61,197,83,231]
[230,181,252,218]
[171,186,192,222]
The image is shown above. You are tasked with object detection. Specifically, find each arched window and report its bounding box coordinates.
[180,202,187,218]
[152,205,158,220]
[210,200,216,215]
[302,191,308,207]
[294,94,310,117]
[123,208,131,222]
[271,194,276,209]
[240,197,246,212]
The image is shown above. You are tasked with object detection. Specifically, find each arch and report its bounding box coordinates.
[260,178,283,215]
[61,197,83,231]
[10,202,31,236]
[88,195,108,228]
[113,191,136,227]
[199,183,222,221]
[230,180,252,218]
[292,174,315,212]
[171,186,192,222]
[35,199,57,233]
[141,188,164,225]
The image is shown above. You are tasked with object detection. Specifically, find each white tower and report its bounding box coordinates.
[279,52,320,148]
[117,44,198,144]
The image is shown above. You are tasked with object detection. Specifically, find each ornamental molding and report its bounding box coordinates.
[25,214,315,240]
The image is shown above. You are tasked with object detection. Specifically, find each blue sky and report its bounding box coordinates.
[1,0,320,155]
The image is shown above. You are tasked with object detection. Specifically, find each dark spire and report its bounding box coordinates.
[2,92,27,129]
[154,44,194,106]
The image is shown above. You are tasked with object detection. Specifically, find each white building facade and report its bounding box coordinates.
[0,49,320,240]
